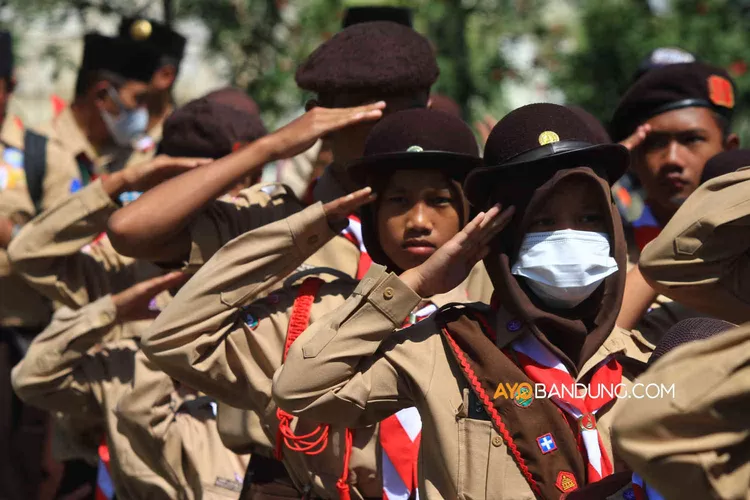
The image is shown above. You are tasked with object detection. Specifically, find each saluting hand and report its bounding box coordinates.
[323,186,377,231]
[620,124,652,151]
[112,271,188,323]
[263,102,387,161]
[122,155,214,192]
[399,204,515,298]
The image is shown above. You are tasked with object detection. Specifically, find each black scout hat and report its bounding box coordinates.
[295,21,438,96]
[119,17,187,63]
[700,149,750,184]
[347,108,481,186]
[342,6,413,28]
[81,33,161,83]
[611,62,736,142]
[159,93,266,159]
[632,47,696,82]
[0,31,13,79]
[465,103,628,208]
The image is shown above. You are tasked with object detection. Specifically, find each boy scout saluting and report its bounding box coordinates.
[106,21,440,280]
[7,93,268,498]
[637,149,750,324]
[141,109,498,499]
[274,104,655,499]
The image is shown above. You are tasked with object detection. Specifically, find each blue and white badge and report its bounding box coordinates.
[69,178,83,194]
[3,147,24,168]
[537,433,557,454]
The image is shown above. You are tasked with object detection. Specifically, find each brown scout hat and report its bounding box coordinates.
[700,149,750,184]
[342,6,413,28]
[159,90,267,159]
[464,103,629,209]
[81,33,162,83]
[610,62,736,142]
[295,21,438,96]
[350,108,481,272]
[119,17,187,63]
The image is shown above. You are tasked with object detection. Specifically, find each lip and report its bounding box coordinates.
[402,240,437,256]
[660,173,688,192]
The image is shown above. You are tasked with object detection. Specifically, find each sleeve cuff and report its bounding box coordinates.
[80,179,120,215]
[288,202,337,256]
[365,271,422,326]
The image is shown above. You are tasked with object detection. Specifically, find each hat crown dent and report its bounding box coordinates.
[362,108,479,158]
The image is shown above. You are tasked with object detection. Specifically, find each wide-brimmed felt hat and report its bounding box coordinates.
[465,103,628,208]
[342,6,413,28]
[347,108,481,186]
[119,17,187,63]
[700,149,750,184]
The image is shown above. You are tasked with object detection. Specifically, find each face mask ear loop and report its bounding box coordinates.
[104,85,129,116]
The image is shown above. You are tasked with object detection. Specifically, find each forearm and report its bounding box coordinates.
[273,265,420,425]
[616,265,659,330]
[107,138,274,261]
[11,296,120,414]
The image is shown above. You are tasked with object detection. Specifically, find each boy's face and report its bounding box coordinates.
[632,106,736,215]
[525,176,607,234]
[377,169,461,271]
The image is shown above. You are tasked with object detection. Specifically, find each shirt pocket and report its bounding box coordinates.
[456,388,491,500]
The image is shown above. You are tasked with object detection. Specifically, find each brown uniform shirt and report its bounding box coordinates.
[613,321,750,499]
[142,202,489,498]
[273,266,654,500]
[640,167,750,324]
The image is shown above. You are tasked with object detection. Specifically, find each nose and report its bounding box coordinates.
[404,202,433,235]
[662,140,686,170]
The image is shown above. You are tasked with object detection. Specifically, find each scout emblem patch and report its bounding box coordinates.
[538,131,560,145]
[69,178,83,194]
[0,148,26,191]
[513,383,534,408]
[708,75,735,108]
[244,312,259,330]
[556,471,578,493]
[536,433,557,454]
[406,145,424,152]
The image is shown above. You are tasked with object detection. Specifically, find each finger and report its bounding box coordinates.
[161,157,213,168]
[144,271,189,296]
[452,211,486,249]
[325,187,374,214]
[479,205,516,245]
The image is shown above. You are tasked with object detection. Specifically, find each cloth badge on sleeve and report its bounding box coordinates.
[537,433,557,454]
[3,147,24,168]
[556,471,578,493]
[69,178,83,194]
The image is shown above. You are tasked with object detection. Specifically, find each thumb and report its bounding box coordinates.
[143,271,189,297]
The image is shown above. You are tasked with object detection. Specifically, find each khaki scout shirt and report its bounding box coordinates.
[640,167,750,324]
[143,201,490,498]
[116,350,249,499]
[612,321,750,500]
[0,116,53,328]
[273,265,654,500]
[11,296,178,498]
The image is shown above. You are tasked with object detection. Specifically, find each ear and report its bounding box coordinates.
[156,64,178,87]
[724,133,740,151]
[92,80,111,103]
[305,99,319,112]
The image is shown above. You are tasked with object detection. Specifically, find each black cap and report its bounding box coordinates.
[342,6,413,28]
[465,103,628,208]
[632,47,696,82]
[296,21,438,96]
[118,17,187,63]
[700,149,750,184]
[0,31,12,79]
[611,62,736,142]
[81,33,161,83]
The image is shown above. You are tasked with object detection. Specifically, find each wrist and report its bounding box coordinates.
[102,171,128,200]
[253,135,280,163]
[398,268,425,297]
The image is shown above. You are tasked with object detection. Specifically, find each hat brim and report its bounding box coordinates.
[464,143,629,208]
[347,151,483,186]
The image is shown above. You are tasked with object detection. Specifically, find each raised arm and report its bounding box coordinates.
[107,102,385,264]
[639,168,750,323]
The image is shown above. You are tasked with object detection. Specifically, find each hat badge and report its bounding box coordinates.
[406,145,424,153]
[130,19,153,41]
[538,131,560,146]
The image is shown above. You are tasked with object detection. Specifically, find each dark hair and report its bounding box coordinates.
[317,88,430,109]
[74,69,125,98]
[712,111,731,140]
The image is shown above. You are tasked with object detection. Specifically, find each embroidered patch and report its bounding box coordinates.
[0,165,26,190]
[506,319,522,332]
[579,413,597,430]
[214,477,242,493]
[536,433,557,454]
[244,312,259,329]
[266,293,280,305]
[708,75,735,108]
[69,178,83,194]
[623,488,636,500]
[555,471,578,493]
[513,384,534,408]
[2,147,24,168]
[538,131,560,145]
[406,145,424,152]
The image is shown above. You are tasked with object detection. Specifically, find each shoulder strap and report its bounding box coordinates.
[282,277,324,361]
[23,130,47,213]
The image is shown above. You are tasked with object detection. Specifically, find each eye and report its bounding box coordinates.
[429,195,454,206]
[579,213,603,224]
[385,195,408,205]
[681,134,706,146]
[530,217,555,228]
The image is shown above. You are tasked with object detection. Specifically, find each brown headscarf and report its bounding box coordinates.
[484,167,627,372]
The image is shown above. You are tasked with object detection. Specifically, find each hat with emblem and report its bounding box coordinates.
[81,33,161,83]
[611,62,736,142]
[119,17,187,63]
[296,21,438,96]
[159,90,266,159]
[700,149,750,184]
[347,108,481,186]
[464,103,628,208]
[342,5,413,28]
[0,31,13,79]
[632,47,696,82]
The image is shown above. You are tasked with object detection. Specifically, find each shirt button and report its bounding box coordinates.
[492,436,503,447]
[383,287,394,300]
[307,235,319,245]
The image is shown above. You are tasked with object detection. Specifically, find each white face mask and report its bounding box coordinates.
[100,87,149,147]
[511,229,619,309]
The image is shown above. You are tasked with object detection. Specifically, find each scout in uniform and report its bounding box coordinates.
[118,17,188,167]
[274,104,656,499]
[612,318,747,500]
[637,150,750,324]
[33,32,161,187]
[8,93,272,499]
[141,109,493,499]
[106,21,439,280]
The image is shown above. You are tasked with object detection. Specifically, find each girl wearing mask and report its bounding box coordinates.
[141,108,502,499]
[273,103,654,499]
